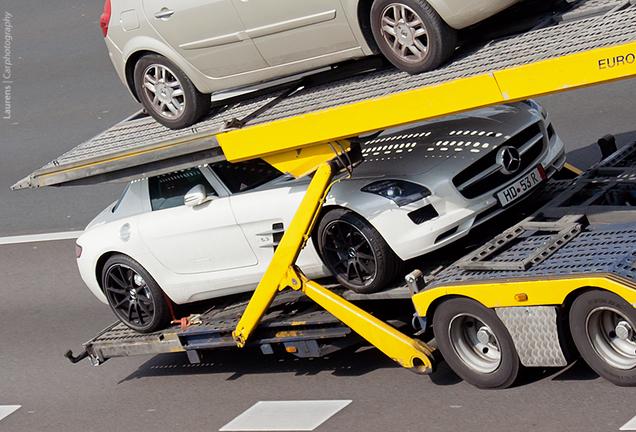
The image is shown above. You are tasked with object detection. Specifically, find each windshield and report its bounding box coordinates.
[211,159,283,193]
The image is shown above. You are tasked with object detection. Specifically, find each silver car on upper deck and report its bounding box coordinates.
[99,0,521,129]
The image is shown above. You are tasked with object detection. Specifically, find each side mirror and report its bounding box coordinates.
[184,184,213,207]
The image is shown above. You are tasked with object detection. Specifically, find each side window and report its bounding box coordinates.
[149,167,216,211]
[212,159,283,194]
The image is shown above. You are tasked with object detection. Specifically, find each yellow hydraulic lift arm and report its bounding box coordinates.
[231,142,436,372]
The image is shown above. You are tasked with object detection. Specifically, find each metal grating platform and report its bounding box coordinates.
[427,222,636,287]
[13,2,636,189]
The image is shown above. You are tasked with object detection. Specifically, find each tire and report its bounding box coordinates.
[569,290,636,386]
[433,298,520,388]
[317,209,401,294]
[370,0,457,74]
[102,254,172,333]
[133,54,211,129]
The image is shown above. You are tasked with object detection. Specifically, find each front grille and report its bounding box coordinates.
[453,123,545,199]
[408,204,439,224]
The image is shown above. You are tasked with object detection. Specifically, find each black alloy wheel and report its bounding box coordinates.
[318,209,401,293]
[102,254,172,333]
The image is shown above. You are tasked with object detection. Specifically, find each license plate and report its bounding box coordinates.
[496,166,546,207]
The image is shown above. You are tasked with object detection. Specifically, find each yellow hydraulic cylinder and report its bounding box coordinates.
[231,151,436,374]
[295,271,435,373]
[232,161,335,346]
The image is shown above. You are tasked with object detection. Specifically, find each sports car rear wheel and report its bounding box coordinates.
[102,254,172,333]
[133,54,211,129]
[370,0,456,74]
[317,209,401,293]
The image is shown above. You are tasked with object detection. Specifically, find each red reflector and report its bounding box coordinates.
[76,243,83,259]
[100,0,111,37]
[537,164,546,180]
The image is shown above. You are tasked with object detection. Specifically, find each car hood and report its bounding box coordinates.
[352,103,539,179]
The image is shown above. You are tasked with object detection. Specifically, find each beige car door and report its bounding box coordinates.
[142,0,268,78]
[231,0,359,66]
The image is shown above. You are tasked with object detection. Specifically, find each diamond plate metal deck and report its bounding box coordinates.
[496,306,568,367]
[13,3,636,189]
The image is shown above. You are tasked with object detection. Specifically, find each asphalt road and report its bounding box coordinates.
[1,240,636,432]
[1,1,636,431]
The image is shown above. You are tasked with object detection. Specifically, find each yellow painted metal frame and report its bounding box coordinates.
[231,151,436,371]
[219,41,636,163]
[291,268,435,372]
[222,40,636,374]
[412,274,636,318]
[232,161,336,346]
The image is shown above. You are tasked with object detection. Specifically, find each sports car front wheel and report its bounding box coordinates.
[317,209,402,294]
[102,254,172,333]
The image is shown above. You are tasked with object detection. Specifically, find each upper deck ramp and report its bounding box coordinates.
[12,0,636,190]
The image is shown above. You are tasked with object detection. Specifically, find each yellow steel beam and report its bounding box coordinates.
[218,41,636,163]
[232,161,336,346]
[295,271,435,373]
[412,274,636,318]
[263,140,351,178]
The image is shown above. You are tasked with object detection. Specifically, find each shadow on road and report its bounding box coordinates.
[118,343,400,384]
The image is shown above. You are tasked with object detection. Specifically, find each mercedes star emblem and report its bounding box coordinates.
[496,146,521,175]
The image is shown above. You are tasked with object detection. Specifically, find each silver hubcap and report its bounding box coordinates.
[586,307,636,370]
[449,314,501,373]
[380,4,429,63]
[142,64,185,120]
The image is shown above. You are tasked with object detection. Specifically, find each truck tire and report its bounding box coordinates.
[370,0,457,74]
[433,297,520,388]
[569,290,636,386]
[102,254,172,333]
[317,209,401,293]
[134,54,211,129]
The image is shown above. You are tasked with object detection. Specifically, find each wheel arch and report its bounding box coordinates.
[424,294,484,330]
[311,204,347,255]
[95,251,124,294]
[96,251,179,304]
[124,50,152,102]
[311,204,399,257]
[356,0,380,53]
[561,285,605,317]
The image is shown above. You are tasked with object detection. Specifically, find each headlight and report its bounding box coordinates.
[361,180,431,206]
[523,99,548,120]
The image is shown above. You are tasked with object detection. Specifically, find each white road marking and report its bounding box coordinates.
[0,405,21,422]
[0,231,83,245]
[621,414,636,430]
[220,400,352,431]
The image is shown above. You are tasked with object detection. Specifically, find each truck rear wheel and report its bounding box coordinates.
[569,290,636,386]
[433,298,520,388]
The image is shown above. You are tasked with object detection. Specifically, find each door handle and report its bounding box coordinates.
[154,8,174,19]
